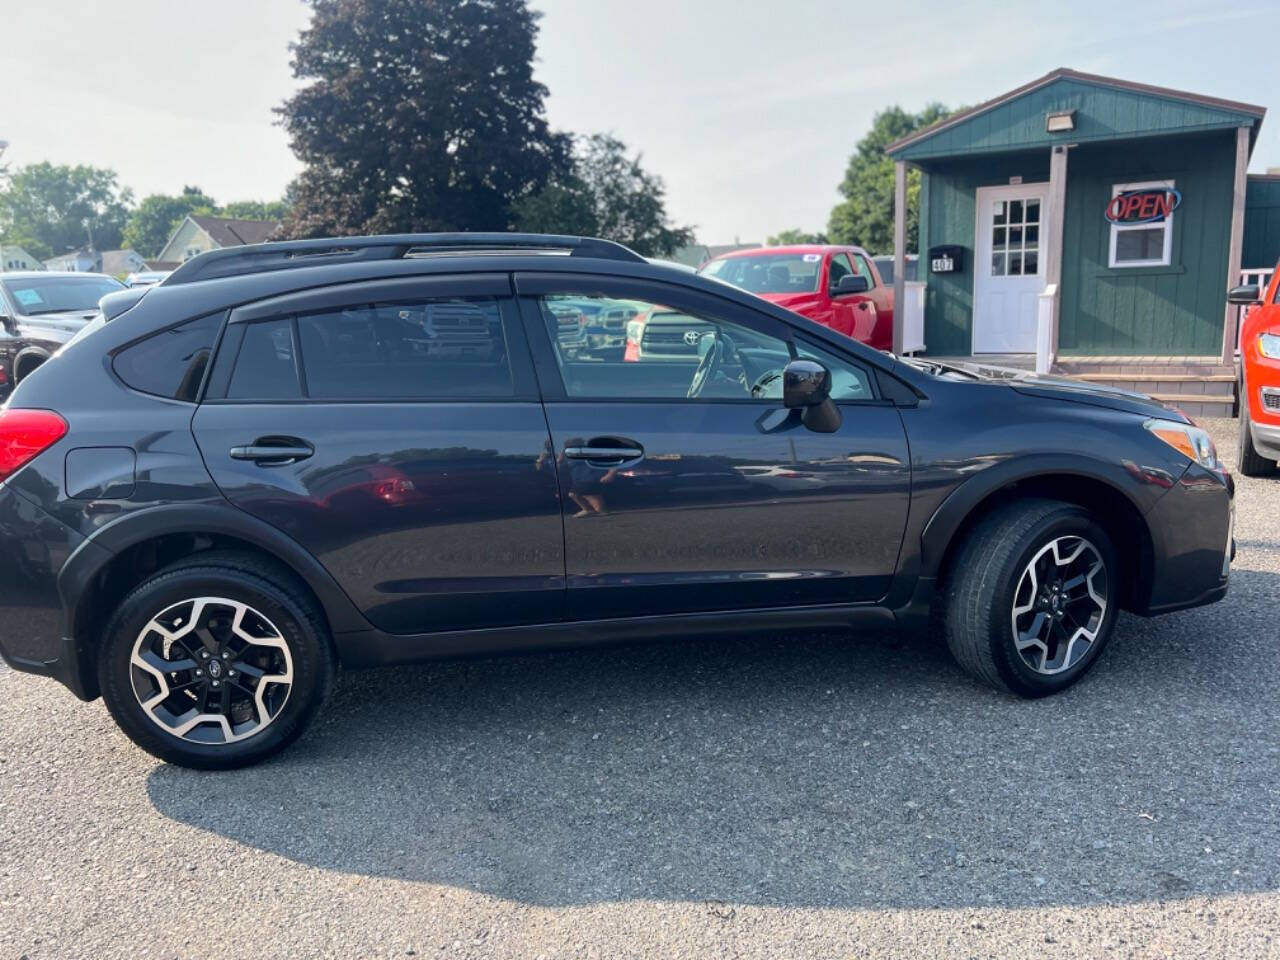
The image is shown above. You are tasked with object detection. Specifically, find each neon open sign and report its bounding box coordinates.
[1105,188,1181,224]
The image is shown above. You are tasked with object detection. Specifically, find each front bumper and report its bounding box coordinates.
[1249,413,1280,461]
[1139,463,1234,615]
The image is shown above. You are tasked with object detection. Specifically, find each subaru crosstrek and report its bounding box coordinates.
[0,234,1233,769]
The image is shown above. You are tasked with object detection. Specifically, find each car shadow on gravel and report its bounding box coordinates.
[147,568,1280,910]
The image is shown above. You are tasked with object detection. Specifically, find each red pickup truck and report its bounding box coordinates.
[697,244,894,350]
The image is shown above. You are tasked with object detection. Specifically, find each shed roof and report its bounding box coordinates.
[887,68,1265,163]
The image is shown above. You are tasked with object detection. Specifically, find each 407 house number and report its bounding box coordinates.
[931,254,955,272]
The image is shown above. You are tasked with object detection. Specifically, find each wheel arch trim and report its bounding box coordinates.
[917,453,1165,579]
[59,502,371,643]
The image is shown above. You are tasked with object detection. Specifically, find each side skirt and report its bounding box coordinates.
[334,603,898,669]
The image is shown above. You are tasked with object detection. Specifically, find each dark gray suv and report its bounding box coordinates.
[0,234,1233,769]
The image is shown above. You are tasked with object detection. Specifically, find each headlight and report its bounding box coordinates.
[1144,418,1219,470]
[1258,333,1280,359]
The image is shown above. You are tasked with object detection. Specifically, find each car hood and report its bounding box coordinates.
[925,359,1188,422]
[13,310,98,343]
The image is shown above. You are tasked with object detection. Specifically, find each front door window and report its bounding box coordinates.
[990,198,1041,278]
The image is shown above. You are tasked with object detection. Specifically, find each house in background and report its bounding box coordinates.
[44,248,99,272]
[0,245,44,271]
[100,249,149,278]
[157,214,281,264]
[42,248,148,276]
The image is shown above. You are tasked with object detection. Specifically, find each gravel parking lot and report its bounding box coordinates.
[1,418,1277,959]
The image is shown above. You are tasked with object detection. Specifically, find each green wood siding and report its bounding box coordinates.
[1244,176,1280,270]
[918,152,1050,355]
[893,75,1259,162]
[1058,132,1235,356]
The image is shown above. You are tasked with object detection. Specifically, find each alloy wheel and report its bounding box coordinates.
[129,597,294,744]
[1010,536,1108,675]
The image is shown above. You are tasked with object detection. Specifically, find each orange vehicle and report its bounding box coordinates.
[1230,266,1280,476]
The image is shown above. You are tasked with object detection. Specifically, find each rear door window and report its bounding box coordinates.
[226,319,301,400]
[219,297,515,401]
[297,298,512,400]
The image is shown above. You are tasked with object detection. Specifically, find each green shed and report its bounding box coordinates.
[884,69,1267,414]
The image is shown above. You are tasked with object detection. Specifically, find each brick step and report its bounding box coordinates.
[1059,356,1223,365]
[1072,373,1236,383]
[1058,365,1234,377]
[1145,393,1236,418]
[1070,374,1236,397]
[1146,392,1234,405]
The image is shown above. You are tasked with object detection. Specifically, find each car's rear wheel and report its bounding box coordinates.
[1237,402,1276,477]
[99,552,335,769]
[943,498,1119,697]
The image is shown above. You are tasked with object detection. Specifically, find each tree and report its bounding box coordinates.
[828,104,952,254]
[122,185,217,258]
[277,0,570,238]
[221,199,290,222]
[0,163,132,259]
[767,228,827,246]
[515,134,695,257]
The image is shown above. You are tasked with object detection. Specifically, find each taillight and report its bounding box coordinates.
[0,409,68,483]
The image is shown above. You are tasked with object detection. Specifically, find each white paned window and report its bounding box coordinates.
[1108,180,1175,268]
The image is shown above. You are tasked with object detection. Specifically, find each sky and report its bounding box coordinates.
[3,0,1277,244]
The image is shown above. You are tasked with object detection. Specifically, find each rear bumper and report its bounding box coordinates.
[1137,464,1234,616]
[0,485,100,699]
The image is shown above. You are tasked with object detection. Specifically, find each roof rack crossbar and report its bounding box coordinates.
[162,233,646,284]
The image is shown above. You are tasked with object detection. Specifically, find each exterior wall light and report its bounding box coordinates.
[1046,111,1076,133]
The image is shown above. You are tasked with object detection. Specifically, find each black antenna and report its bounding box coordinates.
[163,233,646,285]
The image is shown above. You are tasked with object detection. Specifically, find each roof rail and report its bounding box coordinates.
[162,233,646,285]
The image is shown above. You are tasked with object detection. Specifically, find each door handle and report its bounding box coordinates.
[564,444,644,463]
[229,438,314,465]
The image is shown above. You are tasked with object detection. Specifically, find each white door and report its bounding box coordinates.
[972,183,1048,353]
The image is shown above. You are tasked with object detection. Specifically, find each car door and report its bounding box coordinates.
[850,251,893,350]
[192,274,564,635]
[516,272,911,621]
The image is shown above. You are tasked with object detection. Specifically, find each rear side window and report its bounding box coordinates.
[227,319,301,400]
[295,297,512,400]
[112,312,222,401]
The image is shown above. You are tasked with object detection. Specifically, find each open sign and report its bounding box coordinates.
[1105,188,1181,224]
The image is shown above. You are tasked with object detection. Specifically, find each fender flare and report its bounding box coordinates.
[58,501,372,643]
[916,453,1162,579]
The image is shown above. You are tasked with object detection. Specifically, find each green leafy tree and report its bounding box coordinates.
[122,185,217,258]
[515,134,694,257]
[277,0,570,237]
[0,163,132,259]
[767,228,828,246]
[828,104,952,254]
[221,199,290,222]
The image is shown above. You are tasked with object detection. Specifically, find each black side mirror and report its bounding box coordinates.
[783,359,841,433]
[1227,284,1260,305]
[830,274,869,297]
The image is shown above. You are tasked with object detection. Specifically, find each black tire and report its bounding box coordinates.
[98,551,336,769]
[942,498,1120,698]
[1238,402,1276,477]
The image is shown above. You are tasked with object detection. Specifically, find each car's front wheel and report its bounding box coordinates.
[943,499,1119,697]
[99,552,335,769]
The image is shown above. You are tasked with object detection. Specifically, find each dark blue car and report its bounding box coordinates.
[0,234,1233,768]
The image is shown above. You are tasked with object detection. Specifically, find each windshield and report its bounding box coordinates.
[2,276,124,316]
[700,254,822,295]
